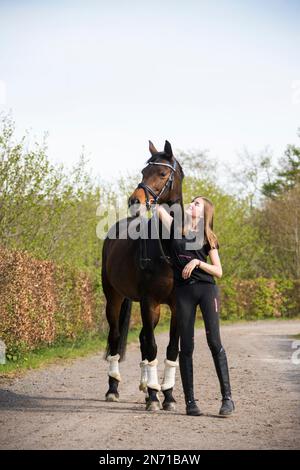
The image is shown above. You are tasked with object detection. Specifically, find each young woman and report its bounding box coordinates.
[155,196,235,417]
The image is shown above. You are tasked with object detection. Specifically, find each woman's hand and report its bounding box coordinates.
[182,259,201,279]
[153,202,173,232]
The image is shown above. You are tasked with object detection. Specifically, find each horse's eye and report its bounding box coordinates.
[160,172,167,177]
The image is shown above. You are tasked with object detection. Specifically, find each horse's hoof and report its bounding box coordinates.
[146,400,161,412]
[162,401,176,412]
[105,393,119,402]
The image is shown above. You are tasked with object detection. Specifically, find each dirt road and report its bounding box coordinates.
[0,320,299,450]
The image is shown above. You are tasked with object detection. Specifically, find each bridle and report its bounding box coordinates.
[136,157,180,269]
[137,159,178,210]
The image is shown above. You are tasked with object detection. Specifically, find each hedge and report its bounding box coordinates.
[218,277,299,320]
[0,246,104,357]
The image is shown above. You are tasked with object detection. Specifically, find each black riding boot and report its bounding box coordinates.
[212,347,235,416]
[179,351,202,416]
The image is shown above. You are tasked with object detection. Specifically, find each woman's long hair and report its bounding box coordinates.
[182,195,219,249]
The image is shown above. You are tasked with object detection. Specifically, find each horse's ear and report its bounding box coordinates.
[164,140,173,159]
[149,140,158,155]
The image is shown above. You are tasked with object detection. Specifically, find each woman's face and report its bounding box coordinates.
[186,197,204,219]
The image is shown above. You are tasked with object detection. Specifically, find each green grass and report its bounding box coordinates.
[0,335,107,378]
[1,315,299,379]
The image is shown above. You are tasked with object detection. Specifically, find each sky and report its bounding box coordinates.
[0,0,300,181]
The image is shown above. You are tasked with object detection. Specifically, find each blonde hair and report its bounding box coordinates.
[182,196,219,249]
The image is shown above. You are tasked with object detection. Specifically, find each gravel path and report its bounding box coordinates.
[0,320,299,450]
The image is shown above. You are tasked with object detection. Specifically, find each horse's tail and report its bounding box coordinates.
[105,298,132,362]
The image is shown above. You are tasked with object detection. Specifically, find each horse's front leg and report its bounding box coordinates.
[138,329,149,404]
[140,297,161,412]
[161,299,179,411]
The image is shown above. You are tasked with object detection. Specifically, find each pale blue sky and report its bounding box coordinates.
[0,0,299,180]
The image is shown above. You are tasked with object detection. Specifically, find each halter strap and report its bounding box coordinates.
[137,159,178,210]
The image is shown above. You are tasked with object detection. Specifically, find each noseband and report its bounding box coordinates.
[137,159,178,210]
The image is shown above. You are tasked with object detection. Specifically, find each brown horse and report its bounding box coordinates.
[102,140,184,411]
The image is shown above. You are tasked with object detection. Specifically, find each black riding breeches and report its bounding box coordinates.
[175,281,223,358]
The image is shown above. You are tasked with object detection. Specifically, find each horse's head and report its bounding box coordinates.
[128,140,184,215]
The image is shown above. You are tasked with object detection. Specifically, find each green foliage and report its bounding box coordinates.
[182,175,263,279]
[0,114,101,275]
[218,278,299,320]
[250,278,280,319]
[218,277,239,320]
[2,114,299,283]
[262,128,300,198]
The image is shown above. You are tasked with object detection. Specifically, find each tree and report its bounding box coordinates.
[262,129,300,199]
[225,147,275,209]
[177,148,218,183]
[257,183,300,279]
[0,113,100,273]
